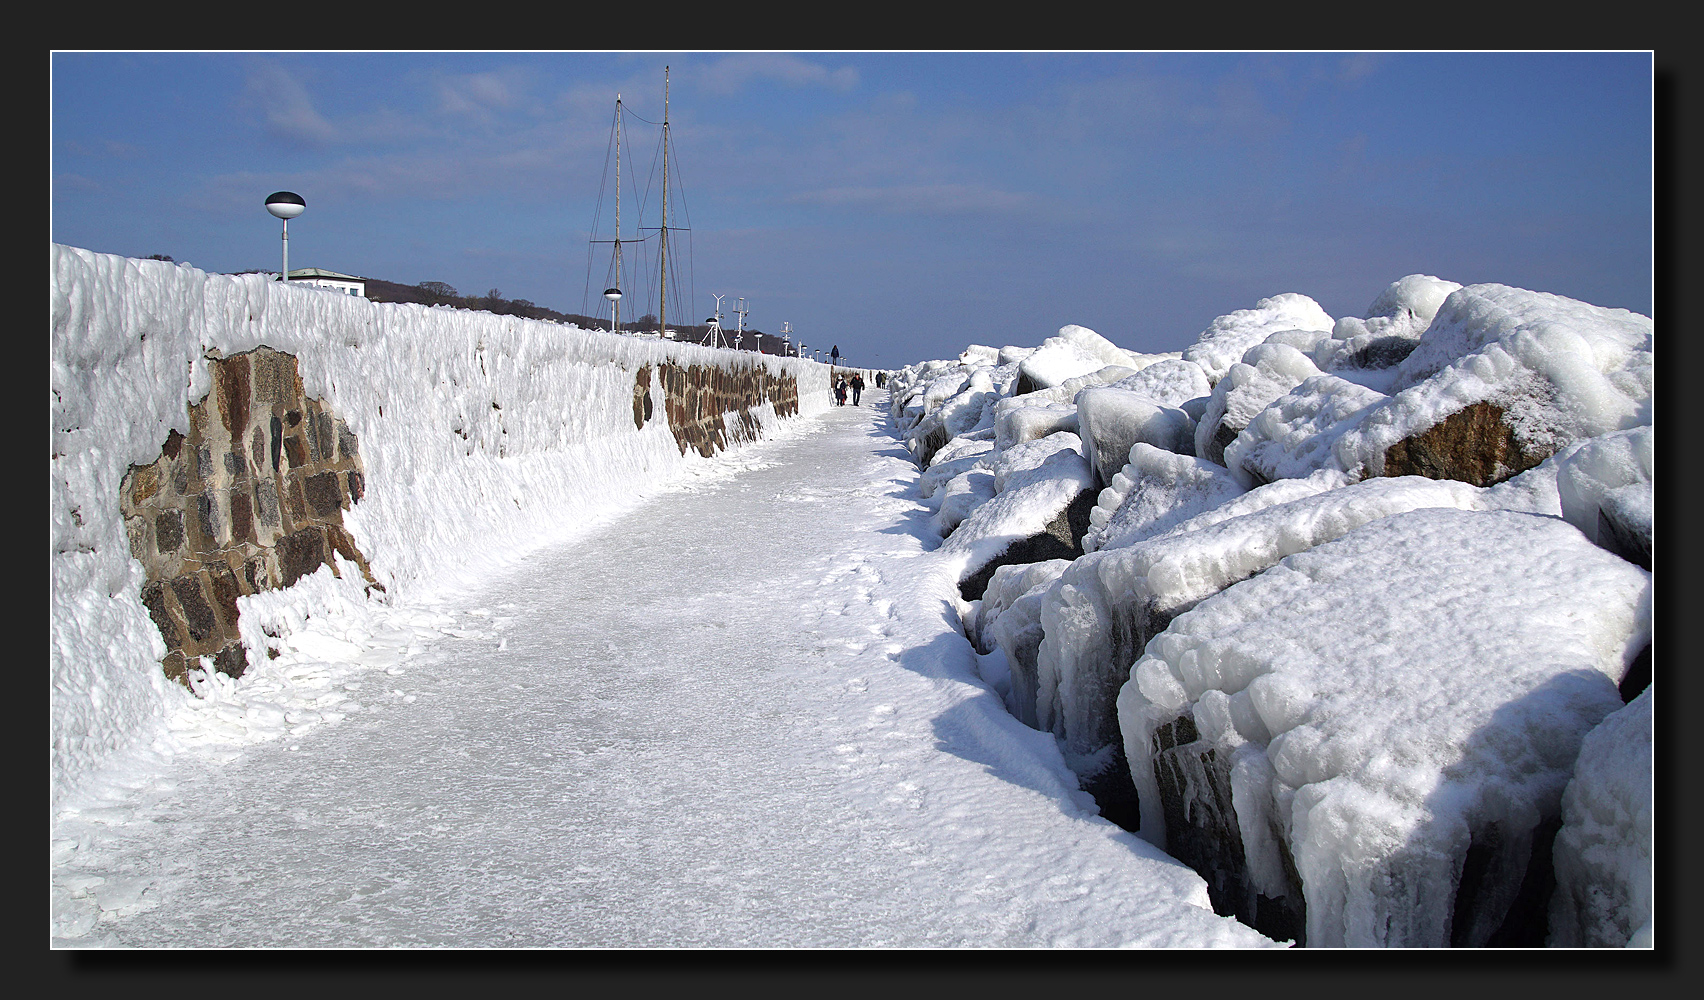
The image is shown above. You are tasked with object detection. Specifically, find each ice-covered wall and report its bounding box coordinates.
[50,244,832,811]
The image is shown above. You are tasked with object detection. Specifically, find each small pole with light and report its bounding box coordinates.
[265,191,306,282]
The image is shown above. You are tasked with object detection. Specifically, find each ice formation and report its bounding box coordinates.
[886,273,1655,948]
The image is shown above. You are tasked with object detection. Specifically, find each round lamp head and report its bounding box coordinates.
[265,191,306,220]
[603,287,622,301]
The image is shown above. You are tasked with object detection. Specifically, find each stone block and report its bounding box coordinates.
[283,434,309,470]
[130,464,160,505]
[154,509,184,555]
[305,471,344,517]
[216,352,250,438]
[276,526,327,587]
[139,581,181,649]
[229,489,253,545]
[169,574,219,645]
[1382,400,1544,488]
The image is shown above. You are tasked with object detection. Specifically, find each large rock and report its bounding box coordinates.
[1547,687,1653,947]
[1117,508,1650,947]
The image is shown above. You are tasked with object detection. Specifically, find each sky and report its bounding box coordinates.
[51,51,1654,369]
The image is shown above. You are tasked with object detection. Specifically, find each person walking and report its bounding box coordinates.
[849,373,864,406]
[834,377,847,406]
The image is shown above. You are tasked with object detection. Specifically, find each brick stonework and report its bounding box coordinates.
[638,360,800,458]
[120,347,376,685]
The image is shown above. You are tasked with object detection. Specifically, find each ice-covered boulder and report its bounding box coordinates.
[1361,285,1652,485]
[1109,358,1213,409]
[1206,285,1651,492]
[1180,293,1336,386]
[1040,476,1495,774]
[1221,375,1389,488]
[993,400,1079,452]
[940,432,1095,598]
[1076,387,1197,488]
[1015,325,1143,393]
[1195,344,1324,466]
[1553,427,1653,570]
[1548,687,1653,947]
[1082,444,1248,555]
[1311,274,1463,372]
[973,560,1073,728]
[1118,508,1650,947]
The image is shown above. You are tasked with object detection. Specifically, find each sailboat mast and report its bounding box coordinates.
[613,94,622,336]
[659,66,669,340]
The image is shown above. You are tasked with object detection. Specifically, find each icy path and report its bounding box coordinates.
[51,397,1275,948]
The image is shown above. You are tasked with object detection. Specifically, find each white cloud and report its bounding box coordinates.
[787,183,1028,216]
[692,54,859,95]
[245,61,338,146]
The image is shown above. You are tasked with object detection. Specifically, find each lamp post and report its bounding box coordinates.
[265,191,305,282]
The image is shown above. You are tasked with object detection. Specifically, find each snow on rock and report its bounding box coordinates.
[1016,325,1150,392]
[1548,686,1653,947]
[1221,375,1390,487]
[939,432,1095,589]
[1180,293,1336,386]
[1076,386,1197,488]
[1349,284,1653,484]
[51,243,831,813]
[1553,426,1653,569]
[1108,358,1213,409]
[1040,475,1498,767]
[1083,444,1249,555]
[1308,274,1463,374]
[1117,508,1649,947]
[1195,344,1325,466]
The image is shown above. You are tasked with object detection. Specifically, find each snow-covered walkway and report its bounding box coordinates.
[51,395,1274,948]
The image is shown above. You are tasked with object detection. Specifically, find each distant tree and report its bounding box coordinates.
[418,281,457,298]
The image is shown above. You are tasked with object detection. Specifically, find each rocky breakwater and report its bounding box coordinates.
[889,276,1653,947]
[118,347,376,684]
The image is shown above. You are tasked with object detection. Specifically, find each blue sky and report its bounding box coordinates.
[51,51,1653,369]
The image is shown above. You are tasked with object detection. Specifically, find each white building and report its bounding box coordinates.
[285,268,366,297]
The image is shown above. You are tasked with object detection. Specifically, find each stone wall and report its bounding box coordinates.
[119,347,374,684]
[118,348,808,687]
[639,360,801,457]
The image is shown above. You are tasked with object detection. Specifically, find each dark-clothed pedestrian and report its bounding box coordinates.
[850,373,864,406]
[834,378,847,406]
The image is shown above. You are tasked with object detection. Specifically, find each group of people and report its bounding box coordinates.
[833,371,865,406]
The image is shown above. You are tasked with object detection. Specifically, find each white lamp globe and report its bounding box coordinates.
[265,191,306,220]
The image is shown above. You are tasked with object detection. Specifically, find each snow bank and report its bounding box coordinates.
[50,244,831,811]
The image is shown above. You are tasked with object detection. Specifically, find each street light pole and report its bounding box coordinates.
[265,192,306,282]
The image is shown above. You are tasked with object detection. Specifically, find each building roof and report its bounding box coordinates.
[286,268,364,282]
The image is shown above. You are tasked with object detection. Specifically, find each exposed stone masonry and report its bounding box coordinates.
[636,360,801,457]
[120,347,375,685]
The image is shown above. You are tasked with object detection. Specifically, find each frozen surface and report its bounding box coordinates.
[50,395,1274,949]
